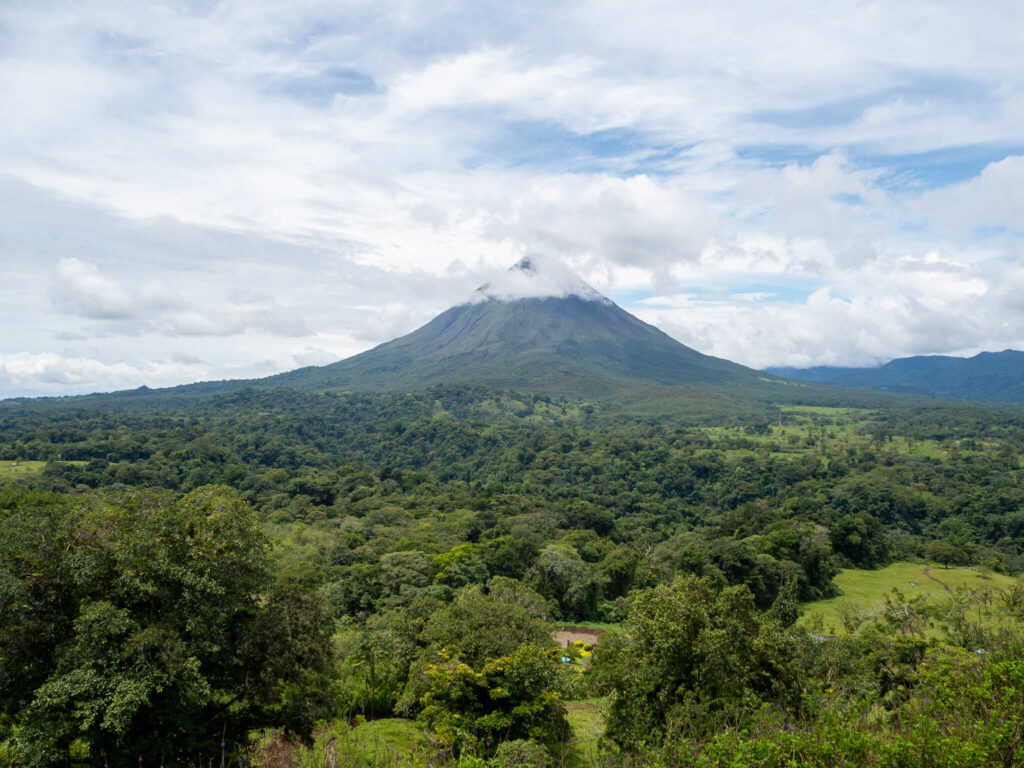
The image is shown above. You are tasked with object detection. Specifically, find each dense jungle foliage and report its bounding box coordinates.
[2,384,1024,766]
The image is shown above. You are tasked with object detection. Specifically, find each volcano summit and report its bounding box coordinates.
[268,258,770,397]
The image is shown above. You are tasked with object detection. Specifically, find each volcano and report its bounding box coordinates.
[266,258,772,397]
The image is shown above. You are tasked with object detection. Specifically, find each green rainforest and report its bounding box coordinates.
[2,385,1024,767]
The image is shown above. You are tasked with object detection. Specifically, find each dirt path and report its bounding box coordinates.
[923,566,954,596]
[554,626,604,648]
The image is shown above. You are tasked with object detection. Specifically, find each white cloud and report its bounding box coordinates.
[49,256,312,339]
[53,257,184,320]
[470,255,608,303]
[636,253,1024,370]
[291,346,342,367]
[0,352,208,395]
[3,2,1024,395]
[914,155,1024,235]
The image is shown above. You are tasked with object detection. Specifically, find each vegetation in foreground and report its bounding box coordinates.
[246,576,1024,768]
[0,487,336,765]
[2,386,1024,765]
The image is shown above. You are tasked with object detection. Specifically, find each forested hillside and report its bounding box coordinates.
[2,386,1024,766]
[768,349,1024,402]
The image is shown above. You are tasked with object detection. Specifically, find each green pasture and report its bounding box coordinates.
[0,460,87,479]
[565,621,621,633]
[255,702,612,768]
[563,698,608,767]
[799,562,1018,636]
[699,406,978,463]
[786,405,866,416]
[887,436,946,458]
[257,717,431,767]
[321,718,430,765]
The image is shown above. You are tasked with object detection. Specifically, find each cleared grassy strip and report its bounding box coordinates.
[0,460,88,479]
[563,698,608,768]
[799,562,1018,636]
[564,621,621,634]
[255,703,611,767]
[256,717,432,767]
[786,406,868,416]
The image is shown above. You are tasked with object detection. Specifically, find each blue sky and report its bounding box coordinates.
[2,1,1024,396]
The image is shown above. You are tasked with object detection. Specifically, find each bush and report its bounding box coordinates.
[493,739,551,767]
[0,487,336,766]
[593,575,808,747]
[416,643,569,755]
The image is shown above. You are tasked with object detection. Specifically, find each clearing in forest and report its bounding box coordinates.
[799,561,1018,636]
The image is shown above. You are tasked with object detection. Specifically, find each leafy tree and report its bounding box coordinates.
[434,544,490,588]
[927,539,969,568]
[478,536,539,581]
[0,489,73,718]
[593,575,808,747]
[323,561,383,617]
[418,580,552,668]
[565,500,615,535]
[525,545,600,620]
[378,550,436,605]
[417,643,570,755]
[337,600,439,716]
[834,598,869,634]
[600,545,641,598]
[830,511,890,567]
[398,579,553,718]
[0,486,334,766]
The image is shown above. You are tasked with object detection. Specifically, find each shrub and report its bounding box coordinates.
[493,739,551,767]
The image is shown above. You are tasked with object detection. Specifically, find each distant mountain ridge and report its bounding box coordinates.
[766,350,1024,402]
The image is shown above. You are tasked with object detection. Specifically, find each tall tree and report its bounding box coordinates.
[0,486,335,766]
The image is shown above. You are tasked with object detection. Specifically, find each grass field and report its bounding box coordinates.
[0,460,87,479]
[0,460,50,478]
[257,717,431,767]
[698,406,988,463]
[799,562,1019,636]
[563,621,621,633]
[255,703,613,768]
[563,698,608,767]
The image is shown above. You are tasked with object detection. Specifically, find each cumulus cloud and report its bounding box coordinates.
[471,255,608,303]
[49,257,311,339]
[3,2,1024,395]
[480,173,722,278]
[0,352,208,395]
[53,257,184,320]
[913,155,1024,235]
[636,253,1024,370]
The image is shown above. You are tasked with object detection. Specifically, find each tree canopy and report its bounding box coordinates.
[0,486,335,766]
